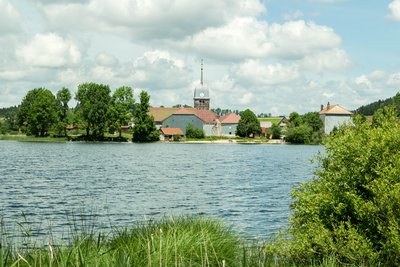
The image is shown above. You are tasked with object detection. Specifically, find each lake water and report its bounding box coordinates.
[0,141,322,242]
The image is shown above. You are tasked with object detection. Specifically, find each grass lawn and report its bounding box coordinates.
[257,117,283,125]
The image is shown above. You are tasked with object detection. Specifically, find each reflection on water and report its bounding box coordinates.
[0,141,322,241]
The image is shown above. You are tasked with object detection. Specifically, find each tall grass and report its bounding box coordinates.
[0,215,369,266]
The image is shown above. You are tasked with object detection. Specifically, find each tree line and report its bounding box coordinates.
[1,83,159,142]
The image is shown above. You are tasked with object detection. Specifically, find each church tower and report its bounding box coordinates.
[193,60,210,110]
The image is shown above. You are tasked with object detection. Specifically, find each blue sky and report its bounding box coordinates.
[0,0,400,115]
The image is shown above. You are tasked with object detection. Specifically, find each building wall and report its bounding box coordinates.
[194,98,210,110]
[321,114,352,134]
[203,124,217,136]
[221,124,237,136]
[162,114,204,134]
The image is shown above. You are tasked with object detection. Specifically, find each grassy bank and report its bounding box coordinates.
[1,216,358,267]
[0,135,68,142]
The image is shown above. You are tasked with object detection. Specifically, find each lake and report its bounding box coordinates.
[0,141,322,242]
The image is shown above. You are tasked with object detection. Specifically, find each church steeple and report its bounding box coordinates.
[200,59,203,86]
[193,59,210,110]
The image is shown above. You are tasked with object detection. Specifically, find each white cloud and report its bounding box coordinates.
[96,52,119,66]
[387,72,400,86]
[16,33,82,68]
[132,50,190,90]
[234,60,300,86]
[301,48,352,72]
[389,0,400,21]
[0,0,21,35]
[181,19,342,62]
[38,0,265,39]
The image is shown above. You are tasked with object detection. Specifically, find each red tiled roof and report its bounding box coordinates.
[219,112,240,124]
[320,104,352,115]
[195,110,218,124]
[174,108,197,115]
[160,128,184,136]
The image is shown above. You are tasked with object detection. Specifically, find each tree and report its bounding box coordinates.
[270,123,281,139]
[236,109,261,137]
[288,112,302,127]
[18,88,58,136]
[109,86,135,138]
[186,123,205,139]
[272,105,400,265]
[56,87,72,136]
[75,83,111,139]
[302,111,323,132]
[132,91,159,142]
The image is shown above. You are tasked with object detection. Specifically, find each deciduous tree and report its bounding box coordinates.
[56,87,72,136]
[18,88,58,136]
[75,83,111,139]
[109,86,135,138]
[132,91,159,142]
[236,109,261,138]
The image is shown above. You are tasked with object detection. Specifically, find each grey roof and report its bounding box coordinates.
[193,85,210,99]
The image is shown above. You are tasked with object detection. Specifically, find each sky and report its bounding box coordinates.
[0,0,400,115]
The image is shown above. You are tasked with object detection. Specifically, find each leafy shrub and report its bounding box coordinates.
[186,123,205,139]
[267,106,400,265]
[285,124,312,144]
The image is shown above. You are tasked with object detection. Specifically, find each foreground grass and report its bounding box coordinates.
[0,135,68,142]
[0,216,366,267]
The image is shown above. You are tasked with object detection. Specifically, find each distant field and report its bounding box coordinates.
[257,117,282,125]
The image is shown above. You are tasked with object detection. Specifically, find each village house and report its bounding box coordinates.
[319,102,353,134]
[159,127,184,141]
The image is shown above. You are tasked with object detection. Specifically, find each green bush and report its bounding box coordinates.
[186,123,205,139]
[267,106,400,265]
[285,124,312,144]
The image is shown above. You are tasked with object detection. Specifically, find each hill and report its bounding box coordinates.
[354,92,400,116]
[0,106,18,117]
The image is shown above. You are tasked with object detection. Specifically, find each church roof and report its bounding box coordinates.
[320,104,352,115]
[149,108,179,122]
[149,107,217,124]
[219,112,241,124]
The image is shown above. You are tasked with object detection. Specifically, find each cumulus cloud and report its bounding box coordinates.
[181,19,342,62]
[96,52,119,66]
[0,0,21,35]
[16,33,82,68]
[389,0,400,21]
[234,60,300,86]
[301,48,352,72]
[38,0,265,39]
[283,10,304,21]
[132,50,190,90]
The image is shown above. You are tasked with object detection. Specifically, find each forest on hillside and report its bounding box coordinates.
[354,92,400,116]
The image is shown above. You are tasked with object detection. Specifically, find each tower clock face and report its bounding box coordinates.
[200,92,204,97]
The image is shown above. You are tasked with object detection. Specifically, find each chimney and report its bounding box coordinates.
[327,102,330,109]
[321,104,324,111]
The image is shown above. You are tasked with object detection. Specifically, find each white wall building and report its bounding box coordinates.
[319,103,353,134]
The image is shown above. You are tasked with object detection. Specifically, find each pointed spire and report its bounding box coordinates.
[200,59,203,86]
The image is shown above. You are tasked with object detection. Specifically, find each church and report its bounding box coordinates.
[149,61,240,137]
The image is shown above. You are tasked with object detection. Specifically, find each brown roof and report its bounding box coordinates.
[149,108,179,122]
[219,112,240,124]
[195,109,218,124]
[160,128,184,136]
[320,104,352,115]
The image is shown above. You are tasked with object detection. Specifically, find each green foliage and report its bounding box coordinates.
[285,124,313,144]
[75,82,111,139]
[17,88,58,136]
[270,123,281,139]
[271,105,400,265]
[302,111,323,132]
[55,87,72,136]
[185,123,205,139]
[109,86,135,137]
[236,109,262,137]
[288,112,302,127]
[132,91,159,142]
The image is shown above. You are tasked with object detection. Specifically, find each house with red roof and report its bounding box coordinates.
[319,102,353,134]
[218,112,241,136]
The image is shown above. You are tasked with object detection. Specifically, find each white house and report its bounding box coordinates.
[319,103,353,134]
